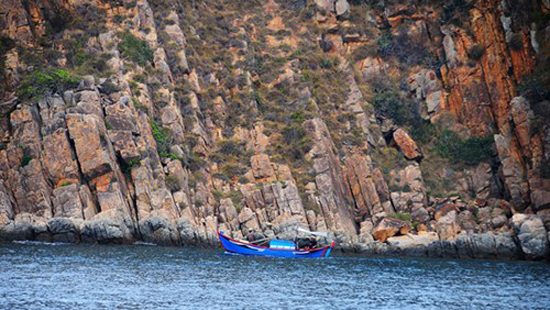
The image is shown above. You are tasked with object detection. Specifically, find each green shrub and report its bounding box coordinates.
[127,158,141,168]
[213,173,229,181]
[218,140,246,157]
[509,33,523,51]
[21,155,34,167]
[352,45,377,62]
[376,32,393,56]
[119,31,153,66]
[60,181,72,187]
[374,31,427,65]
[212,189,223,202]
[225,190,244,209]
[120,157,141,174]
[389,183,412,193]
[185,135,199,149]
[132,97,147,113]
[372,147,407,176]
[387,212,411,222]
[279,124,313,161]
[165,174,180,192]
[0,37,15,55]
[518,72,550,103]
[100,80,120,95]
[221,164,247,179]
[0,37,16,77]
[149,119,173,157]
[467,44,485,61]
[371,90,407,125]
[187,155,207,172]
[238,176,250,184]
[290,110,306,123]
[17,70,81,100]
[282,124,306,144]
[441,0,474,25]
[73,52,111,76]
[435,129,494,166]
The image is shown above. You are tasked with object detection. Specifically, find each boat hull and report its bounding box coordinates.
[218,231,333,258]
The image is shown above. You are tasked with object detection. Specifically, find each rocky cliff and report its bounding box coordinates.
[0,0,549,260]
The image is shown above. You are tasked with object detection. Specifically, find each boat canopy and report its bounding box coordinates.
[269,240,295,250]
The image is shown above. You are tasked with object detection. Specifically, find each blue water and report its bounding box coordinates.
[0,242,549,309]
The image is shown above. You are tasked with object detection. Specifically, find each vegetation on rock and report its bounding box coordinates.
[387,212,411,222]
[435,129,494,166]
[119,31,154,66]
[467,44,485,61]
[150,119,173,158]
[17,70,81,100]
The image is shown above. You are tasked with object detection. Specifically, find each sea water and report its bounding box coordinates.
[0,242,549,309]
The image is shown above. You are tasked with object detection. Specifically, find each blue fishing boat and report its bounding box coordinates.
[217,230,334,258]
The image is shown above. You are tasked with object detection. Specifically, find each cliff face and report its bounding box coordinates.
[0,0,549,259]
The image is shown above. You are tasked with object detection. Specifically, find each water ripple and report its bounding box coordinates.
[0,243,549,310]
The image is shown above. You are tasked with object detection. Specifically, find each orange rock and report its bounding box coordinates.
[267,16,285,31]
[399,225,411,235]
[393,128,422,161]
[250,154,276,182]
[417,223,428,232]
[373,229,393,243]
[344,153,383,222]
[508,32,535,82]
[92,173,113,193]
[373,218,410,242]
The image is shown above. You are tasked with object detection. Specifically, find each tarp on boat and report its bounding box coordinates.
[269,240,295,250]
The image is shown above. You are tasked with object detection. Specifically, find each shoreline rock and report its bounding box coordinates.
[2,217,548,261]
[0,0,548,264]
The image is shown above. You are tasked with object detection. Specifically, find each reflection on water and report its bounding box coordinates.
[0,242,549,309]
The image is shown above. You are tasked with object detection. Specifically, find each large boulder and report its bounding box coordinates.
[139,214,180,246]
[457,210,476,232]
[389,164,427,213]
[335,0,350,18]
[177,209,199,246]
[435,210,460,240]
[41,129,80,185]
[512,214,549,259]
[344,153,384,221]
[250,154,276,182]
[393,128,422,161]
[66,113,114,180]
[47,217,80,243]
[494,134,530,211]
[80,210,134,244]
[453,232,519,259]
[373,217,411,242]
[52,184,84,219]
[0,213,47,241]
